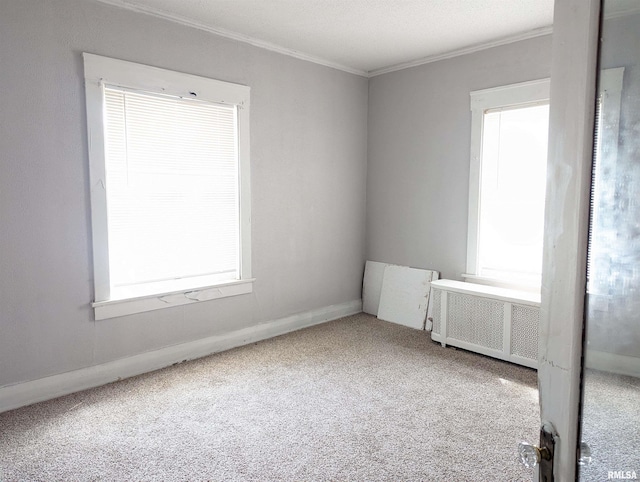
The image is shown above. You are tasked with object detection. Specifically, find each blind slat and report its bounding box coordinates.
[104,87,240,287]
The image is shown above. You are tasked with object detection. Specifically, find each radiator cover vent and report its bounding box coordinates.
[432,288,442,335]
[430,280,540,369]
[511,305,539,361]
[448,293,504,351]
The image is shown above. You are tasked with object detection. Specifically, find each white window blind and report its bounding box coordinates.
[103,86,240,295]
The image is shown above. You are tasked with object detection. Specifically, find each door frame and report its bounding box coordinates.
[538,0,601,480]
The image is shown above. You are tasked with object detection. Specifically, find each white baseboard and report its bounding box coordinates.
[0,299,362,414]
[585,349,640,378]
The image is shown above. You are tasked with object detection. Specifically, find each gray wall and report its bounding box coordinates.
[0,0,368,387]
[366,36,553,280]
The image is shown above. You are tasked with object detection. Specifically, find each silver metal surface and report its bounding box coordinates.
[579,3,640,480]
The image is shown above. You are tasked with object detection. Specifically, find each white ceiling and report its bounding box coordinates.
[95,0,557,76]
[93,0,640,76]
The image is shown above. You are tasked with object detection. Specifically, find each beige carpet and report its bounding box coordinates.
[0,313,540,481]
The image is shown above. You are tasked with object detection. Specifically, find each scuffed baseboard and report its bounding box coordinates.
[0,299,362,413]
[585,349,640,378]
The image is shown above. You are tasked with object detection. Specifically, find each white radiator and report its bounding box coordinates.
[429,280,540,369]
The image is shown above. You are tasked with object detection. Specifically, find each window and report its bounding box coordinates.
[466,79,550,291]
[84,53,252,320]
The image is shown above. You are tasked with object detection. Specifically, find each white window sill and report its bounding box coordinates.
[431,279,541,307]
[461,273,541,294]
[92,278,255,321]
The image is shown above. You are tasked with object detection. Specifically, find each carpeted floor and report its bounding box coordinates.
[0,313,540,481]
[579,369,640,481]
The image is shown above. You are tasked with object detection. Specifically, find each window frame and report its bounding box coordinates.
[465,78,550,291]
[83,53,253,320]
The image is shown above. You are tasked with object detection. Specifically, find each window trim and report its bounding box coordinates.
[466,78,550,291]
[83,53,253,320]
